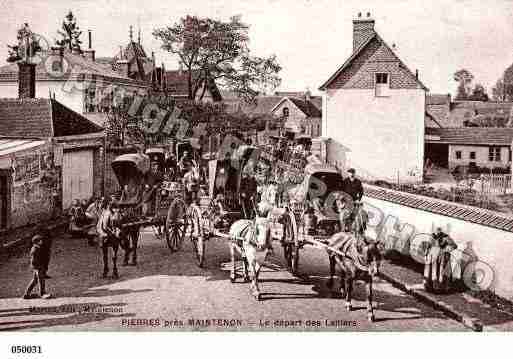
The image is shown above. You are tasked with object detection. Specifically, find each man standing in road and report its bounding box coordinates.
[343,168,363,201]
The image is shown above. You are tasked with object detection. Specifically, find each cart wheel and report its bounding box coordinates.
[290,243,300,275]
[165,198,187,252]
[187,204,205,267]
[282,211,299,274]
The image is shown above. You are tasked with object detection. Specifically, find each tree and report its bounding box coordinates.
[56,11,82,52]
[468,83,488,101]
[153,15,282,103]
[492,69,513,102]
[453,69,474,100]
[104,92,266,148]
[491,78,509,101]
[6,23,42,63]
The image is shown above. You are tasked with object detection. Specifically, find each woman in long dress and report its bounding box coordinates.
[424,227,458,293]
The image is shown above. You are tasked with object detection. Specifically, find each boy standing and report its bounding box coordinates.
[23,235,52,299]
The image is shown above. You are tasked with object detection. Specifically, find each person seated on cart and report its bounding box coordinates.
[165,153,177,181]
[142,162,164,217]
[311,196,326,219]
[213,193,230,228]
[239,171,258,219]
[178,150,193,176]
[85,196,102,223]
[69,199,87,229]
[183,166,200,206]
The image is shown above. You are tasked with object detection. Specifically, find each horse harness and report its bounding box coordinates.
[330,234,371,273]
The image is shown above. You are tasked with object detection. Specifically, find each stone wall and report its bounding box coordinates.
[363,184,513,299]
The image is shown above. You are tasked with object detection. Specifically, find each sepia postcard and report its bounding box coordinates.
[1,1,513,347]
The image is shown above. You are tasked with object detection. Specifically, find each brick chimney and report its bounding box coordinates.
[84,29,95,62]
[353,12,375,52]
[18,62,36,99]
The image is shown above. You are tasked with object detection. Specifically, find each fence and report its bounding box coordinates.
[479,174,512,195]
[369,180,500,211]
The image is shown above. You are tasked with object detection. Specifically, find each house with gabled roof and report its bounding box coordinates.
[319,13,428,182]
[268,95,322,138]
[0,30,149,128]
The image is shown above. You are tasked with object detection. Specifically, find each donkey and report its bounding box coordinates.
[327,203,382,321]
[229,214,272,301]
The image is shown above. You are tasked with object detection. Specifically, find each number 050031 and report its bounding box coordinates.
[10,345,42,354]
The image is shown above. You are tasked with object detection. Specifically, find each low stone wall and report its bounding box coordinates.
[362,184,513,299]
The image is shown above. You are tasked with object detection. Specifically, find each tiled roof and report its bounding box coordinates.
[426,94,450,105]
[425,127,513,145]
[288,97,322,117]
[310,96,322,111]
[239,96,283,116]
[275,91,307,97]
[273,91,323,112]
[425,110,443,128]
[0,98,103,138]
[95,56,114,65]
[364,184,513,232]
[0,51,146,86]
[319,33,428,91]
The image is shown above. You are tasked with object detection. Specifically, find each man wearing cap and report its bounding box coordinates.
[343,168,363,202]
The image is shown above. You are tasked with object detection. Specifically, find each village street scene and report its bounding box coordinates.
[2,0,513,334]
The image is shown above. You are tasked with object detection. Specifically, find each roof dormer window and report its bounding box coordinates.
[375,73,390,97]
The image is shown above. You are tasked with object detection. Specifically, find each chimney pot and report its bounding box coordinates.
[88,30,92,49]
[367,12,371,17]
[358,12,362,18]
[415,69,419,80]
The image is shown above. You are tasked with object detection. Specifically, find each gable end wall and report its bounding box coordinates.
[328,37,421,90]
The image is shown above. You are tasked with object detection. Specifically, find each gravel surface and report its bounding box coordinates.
[0,229,468,331]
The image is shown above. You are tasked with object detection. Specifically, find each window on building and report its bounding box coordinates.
[282,107,289,118]
[489,147,501,162]
[455,151,462,160]
[469,151,476,160]
[375,73,390,97]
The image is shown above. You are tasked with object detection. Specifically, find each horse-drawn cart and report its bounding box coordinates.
[110,153,188,254]
[172,145,261,267]
[266,163,354,275]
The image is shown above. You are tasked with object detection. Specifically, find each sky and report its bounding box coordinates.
[1,0,513,96]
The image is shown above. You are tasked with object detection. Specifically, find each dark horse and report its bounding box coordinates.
[98,202,138,279]
[327,202,382,321]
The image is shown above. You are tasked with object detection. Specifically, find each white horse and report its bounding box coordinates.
[229,214,272,301]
